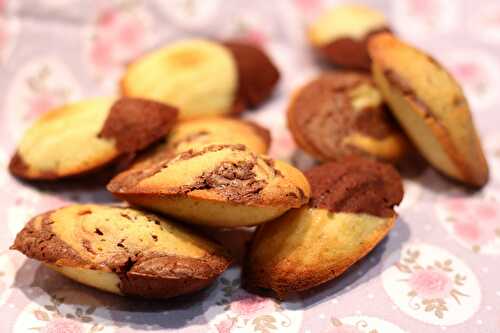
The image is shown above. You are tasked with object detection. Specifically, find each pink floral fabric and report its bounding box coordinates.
[440,198,500,250]
[86,3,151,83]
[229,292,274,318]
[90,8,146,71]
[408,269,453,299]
[40,318,83,333]
[214,318,235,333]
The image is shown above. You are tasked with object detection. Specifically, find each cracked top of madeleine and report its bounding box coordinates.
[11,204,231,298]
[109,144,309,207]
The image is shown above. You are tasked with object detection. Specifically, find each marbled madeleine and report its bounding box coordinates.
[11,204,231,299]
[108,144,310,227]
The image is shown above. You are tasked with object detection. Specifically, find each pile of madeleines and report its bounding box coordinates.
[9,4,489,300]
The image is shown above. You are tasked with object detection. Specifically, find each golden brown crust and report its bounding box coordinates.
[287,71,407,162]
[243,210,395,298]
[382,69,485,186]
[8,154,116,181]
[8,152,29,178]
[223,41,280,108]
[305,156,403,217]
[11,206,231,299]
[368,33,489,187]
[129,117,271,173]
[8,150,122,181]
[167,116,272,154]
[9,152,59,180]
[9,151,130,184]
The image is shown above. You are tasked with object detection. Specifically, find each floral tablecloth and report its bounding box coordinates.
[1,0,500,332]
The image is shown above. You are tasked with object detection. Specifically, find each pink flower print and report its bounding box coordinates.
[90,38,113,70]
[97,9,117,28]
[473,202,498,220]
[91,8,147,74]
[14,196,23,205]
[230,291,274,317]
[408,0,435,16]
[453,219,497,246]
[453,222,484,243]
[448,61,488,96]
[295,0,321,12]
[40,318,83,333]
[27,94,58,120]
[214,318,235,333]
[444,198,466,211]
[409,268,452,299]
[117,19,144,48]
[443,199,500,246]
[453,63,480,81]
[443,198,488,219]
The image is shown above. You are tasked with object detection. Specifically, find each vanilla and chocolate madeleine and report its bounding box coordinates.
[168,117,271,154]
[308,4,390,70]
[9,97,178,180]
[11,204,231,299]
[107,144,310,227]
[129,116,271,172]
[287,71,408,163]
[244,157,403,299]
[120,39,279,119]
[368,33,489,187]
